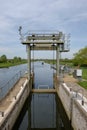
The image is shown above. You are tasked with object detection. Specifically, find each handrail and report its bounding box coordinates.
[0,69,27,100]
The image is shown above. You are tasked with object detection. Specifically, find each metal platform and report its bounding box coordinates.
[19,28,70,78]
[19,28,70,52]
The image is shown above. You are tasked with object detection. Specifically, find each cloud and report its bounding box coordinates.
[0,0,87,58]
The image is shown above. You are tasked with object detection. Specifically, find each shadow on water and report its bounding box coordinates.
[56,94,73,130]
[12,93,73,130]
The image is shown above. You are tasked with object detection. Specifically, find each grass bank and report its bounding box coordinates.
[78,68,87,89]
[82,68,87,80]
[0,61,27,68]
[78,81,87,89]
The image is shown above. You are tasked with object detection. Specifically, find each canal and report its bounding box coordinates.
[0,64,27,99]
[11,62,73,130]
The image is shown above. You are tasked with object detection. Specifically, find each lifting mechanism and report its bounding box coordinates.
[19,26,70,89]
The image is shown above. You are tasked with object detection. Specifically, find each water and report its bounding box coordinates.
[12,94,73,130]
[31,94,56,128]
[0,64,27,86]
[12,62,73,130]
[34,62,54,89]
[0,64,27,99]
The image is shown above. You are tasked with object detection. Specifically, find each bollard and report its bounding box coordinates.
[70,87,72,91]
[82,100,84,106]
[14,96,16,100]
[1,111,4,117]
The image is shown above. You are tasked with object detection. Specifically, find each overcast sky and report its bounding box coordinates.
[0,0,87,59]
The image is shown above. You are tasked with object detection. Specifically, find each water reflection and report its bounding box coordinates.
[12,93,73,130]
[33,62,54,89]
[31,94,56,128]
[56,95,73,130]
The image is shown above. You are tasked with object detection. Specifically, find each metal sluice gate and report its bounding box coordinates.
[19,27,70,87]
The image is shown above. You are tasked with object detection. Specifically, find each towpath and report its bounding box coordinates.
[63,74,87,99]
[0,77,27,114]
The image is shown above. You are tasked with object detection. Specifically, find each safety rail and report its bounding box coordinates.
[19,27,70,52]
[0,70,27,100]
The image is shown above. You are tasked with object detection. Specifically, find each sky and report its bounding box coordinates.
[0,0,87,59]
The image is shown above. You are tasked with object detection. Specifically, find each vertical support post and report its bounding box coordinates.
[56,44,60,77]
[32,44,34,73]
[28,96,31,129]
[26,44,31,80]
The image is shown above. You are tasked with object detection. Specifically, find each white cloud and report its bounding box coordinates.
[0,0,87,58]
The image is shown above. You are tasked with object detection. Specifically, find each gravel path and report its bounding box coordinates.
[63,74,87,99]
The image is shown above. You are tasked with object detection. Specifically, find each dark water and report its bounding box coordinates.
[12,62,73,130]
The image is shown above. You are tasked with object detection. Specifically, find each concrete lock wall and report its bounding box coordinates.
[57,83,87,130]
[57,83,71,119]
[72,99,87,130]
[0,79,31,130]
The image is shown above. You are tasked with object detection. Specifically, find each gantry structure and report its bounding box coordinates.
[19,26,70,80]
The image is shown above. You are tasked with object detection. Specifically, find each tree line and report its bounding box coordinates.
[0,55,27,63]
[73,46,87,67]
[44,46,87,67]
[0,46,87,67]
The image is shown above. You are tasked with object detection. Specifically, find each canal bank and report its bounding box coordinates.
[56,74,87,130]
[0,75,32,130]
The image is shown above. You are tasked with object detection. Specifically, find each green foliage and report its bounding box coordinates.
[73,47,87,66]
[60,59,73,66]
[82,68,87,80]
[0,55,7,63]
[0,54,27,68]
[77,68,87,90]
[44,59,56,64]
[13,56,22,62]
[78,81,87,89]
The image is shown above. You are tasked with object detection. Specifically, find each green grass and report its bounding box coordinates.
[82,68,87,80]
[0,61,27,68]
[77,68,87,89]
[78,81,87,89]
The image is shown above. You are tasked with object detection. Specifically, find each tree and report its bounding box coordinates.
[13,56,22,62]
[18,57,21,62]
[73,47,87,66]
[0,55,7,63]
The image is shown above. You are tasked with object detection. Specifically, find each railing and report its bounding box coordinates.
[0,69,27,100]
[69,87,84,106]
